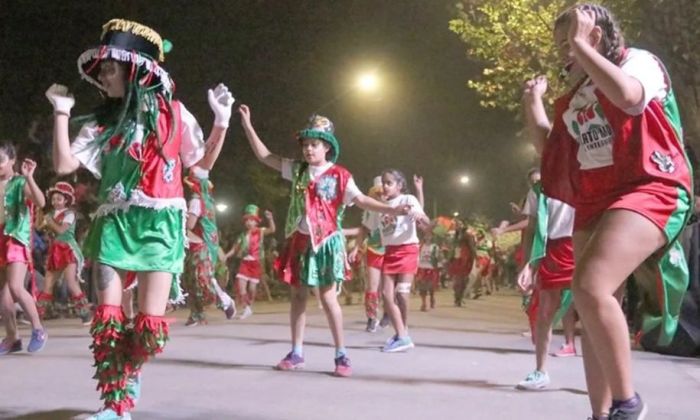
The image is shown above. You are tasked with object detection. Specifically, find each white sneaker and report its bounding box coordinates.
[516,370,550,390]
[239,306,253,320]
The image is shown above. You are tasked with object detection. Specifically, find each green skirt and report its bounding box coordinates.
[84,206,185,274]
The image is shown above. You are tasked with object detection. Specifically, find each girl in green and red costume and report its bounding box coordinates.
[529,4,693,418]
[225,204,275,320]
[0,148,48,356]
[37,181,91,324]
[46,19,234,420]
[183,166,236,326]
[239,104,410,378]
[347,176,387,333]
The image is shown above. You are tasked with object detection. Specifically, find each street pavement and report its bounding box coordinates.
[1,290,698,419]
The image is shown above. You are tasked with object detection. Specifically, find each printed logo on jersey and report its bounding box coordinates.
[563,84,614,169]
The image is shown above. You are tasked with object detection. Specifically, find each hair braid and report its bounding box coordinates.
[555,3,625,64]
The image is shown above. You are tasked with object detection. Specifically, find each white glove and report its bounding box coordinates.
[207,83,235,128]
[45,84,75,115]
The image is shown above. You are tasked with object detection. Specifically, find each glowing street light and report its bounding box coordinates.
[459,175,470,185]
[215,203,229,213]
[357,73,379,93]
[453,211,460,217]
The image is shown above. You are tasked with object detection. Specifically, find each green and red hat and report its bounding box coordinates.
[47,181,75,206]
[296,115,340,163]
[242,204,261,223]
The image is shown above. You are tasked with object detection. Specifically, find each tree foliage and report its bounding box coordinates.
[449,0,700,146]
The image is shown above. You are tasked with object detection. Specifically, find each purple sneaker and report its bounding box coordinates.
[275,352,305,371]
[609,393,647,420]
[0,338,22,355]
[27,329,47,353]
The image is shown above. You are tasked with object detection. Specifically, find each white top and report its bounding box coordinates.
[522,189,575,240]
[280,158,361,235]
[70,102,205,179]
[54,208,75,225]
[562,48,668,170]
[418,243,438,269]
[364,194,425,246]
[187,198,202,218]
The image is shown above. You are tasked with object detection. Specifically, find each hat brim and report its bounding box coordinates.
[78,46,173,94]
[297,129,340,163]
[242,214,262,223]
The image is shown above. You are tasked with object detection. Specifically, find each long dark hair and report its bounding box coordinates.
[555,3,625,64]
[74,61,175,159]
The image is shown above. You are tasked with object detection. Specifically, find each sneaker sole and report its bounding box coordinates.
[551,352,577,357]
[516,382,549,391]
[333,369,352,378]
[275,363,305,371]
[382,342,415,353]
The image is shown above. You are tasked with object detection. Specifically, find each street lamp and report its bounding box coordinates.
[215,203,229,213]
[459,175,470,185]
[453,211,460,217]
[356,73,379,93]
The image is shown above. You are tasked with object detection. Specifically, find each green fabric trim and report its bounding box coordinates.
[3,176,31,247]
[552,289,573,327]
[297,129,340,163]
[527,182,548,266]
[284,162,311,238]
[641,186,691,345]
[300,232,347,287]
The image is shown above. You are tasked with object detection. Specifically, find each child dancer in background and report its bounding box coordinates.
[37,181,91,325]
[0,150,47,355]
[225,204,275,320]
[416,229,440,311]
[183,167,236,326]
[450,227,476,306]
[239,105,409,377]
[348,176,385,332]
[365,169,430,352]
[515,178,577,391]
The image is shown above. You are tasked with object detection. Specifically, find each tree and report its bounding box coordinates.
[449,0,700,148]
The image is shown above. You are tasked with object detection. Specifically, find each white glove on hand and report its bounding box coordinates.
[45,84,75,115]
[208,83,235,128]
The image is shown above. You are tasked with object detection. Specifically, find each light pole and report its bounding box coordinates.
[313,70,383,114]
[215,203,229,213]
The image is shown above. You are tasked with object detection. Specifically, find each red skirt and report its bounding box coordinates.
[366,249,384,270]
[416,268,439,288]
[382,244,419,275]
[46,241,77,272]
[537,237,574,290]
[237,259,262,282]
[475,255,492,277]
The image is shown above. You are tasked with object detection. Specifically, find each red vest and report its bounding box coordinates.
[135,99,185,199]
[542,84,691,209]
[305,164,351,250]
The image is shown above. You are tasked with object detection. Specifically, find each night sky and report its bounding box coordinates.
[0,1,535,229]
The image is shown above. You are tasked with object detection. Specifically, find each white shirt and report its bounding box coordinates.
[523,189,574,240]
[418,243,438,269]
[562,48,667,170]
[54,208,76,225]
[188,198,202,218]
[364,194,425,246]
[71,102,205,179]
[280,158,361,235]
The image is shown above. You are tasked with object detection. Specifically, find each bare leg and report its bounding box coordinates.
[289,286,308,349]
[6,263,41,330]
[535,288,561,372]
[382,274,406,337]
[319,284,344,349]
